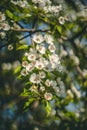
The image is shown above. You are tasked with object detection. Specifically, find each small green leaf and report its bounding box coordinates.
[56,26,62,33]
[6,10,14,19]
[24,98,35,109]
[16,45,28,50]
[45,101,51,117]
[14,66,21,74]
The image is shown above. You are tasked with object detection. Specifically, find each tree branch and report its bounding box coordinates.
[3,28,50,33]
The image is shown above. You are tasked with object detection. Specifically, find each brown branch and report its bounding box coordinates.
[0,34,30,49]
[75,66,85,79]
[10,28,50,33]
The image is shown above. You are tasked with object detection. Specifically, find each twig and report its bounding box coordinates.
[75,66,85,79]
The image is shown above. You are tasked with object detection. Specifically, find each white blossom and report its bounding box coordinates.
[0,22,10,30]
[39,86,45,92]
[51,81,57,87]
[32,33,44,44]
[49,54,60,64]
[21,69,28,76]
[39,71,46,78]
[22,61,28,67]
[29,73,41,84]
[26,64,34,72]
[0,12,6,21]
[35,60,45,70]
[27,53,37,61]
[59,16,65,25]
[44,92,53,100]
[36,44,46,54]
[48,44,56,52]
[8,44,13,51]
[0,32,6,39]
[45,79,52,87]
[44,63,53,72]
[17,0,29,8]
[44,34,54,44]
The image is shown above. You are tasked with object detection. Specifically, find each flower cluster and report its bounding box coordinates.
[0,12,10,39]
[32,0,62,16]
[11,0,29,8]
[20,33,65,101]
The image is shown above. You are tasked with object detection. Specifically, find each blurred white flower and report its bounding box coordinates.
[39,71,46,78]
[0,12,6,21]
[2,63,12,71]
[51,80,57,87]
[59,16,65,25]
[1,22,10,30]
[17,0,29,8]
[39,86,45,92]
[83,69,87,77]
[44,92,53,100]
[12,61,20,69]
[45,79,52,87]
[50,109,56,116]
[34,127,39,130]
[44,63,53,72]
[11,0,18,5]
[8,44,13,51]
[0,32,6,39]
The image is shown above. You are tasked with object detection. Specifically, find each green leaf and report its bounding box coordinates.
[56,26,62,34]
[16,45,28,50]
[24,98,35,110]
[6,10,14,19]
[45,101,52,117]
[14,66,21,74]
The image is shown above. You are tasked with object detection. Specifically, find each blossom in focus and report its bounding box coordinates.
[21,69,28,76]
[26,63,34,72]
[22,61,28,67]
[32,33,44,44]
[29,73,41,84]
[27,53,37,61]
